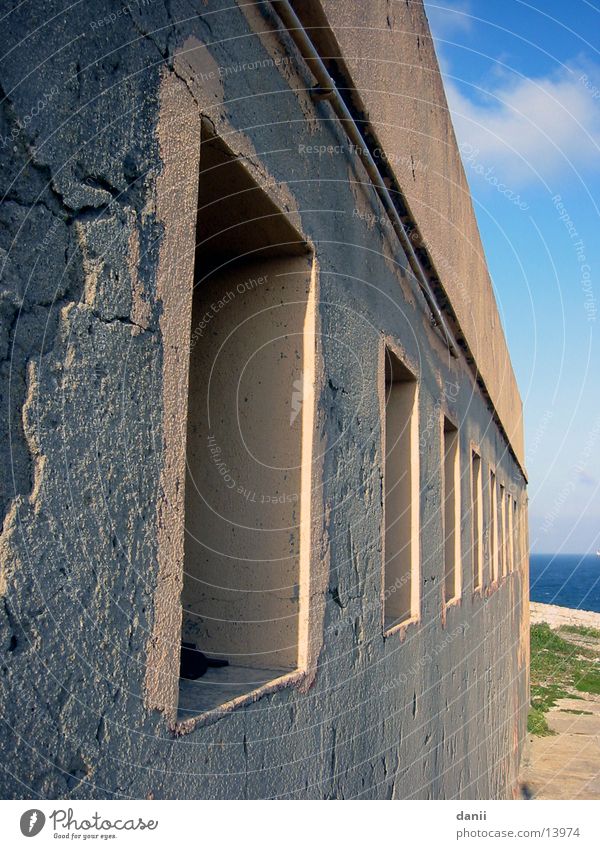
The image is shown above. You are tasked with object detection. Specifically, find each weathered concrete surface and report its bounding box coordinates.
[0,0,527,799]
[142,67,201,723]
[522,697,600,799]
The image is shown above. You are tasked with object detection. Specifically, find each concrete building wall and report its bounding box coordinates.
[0,0,528,799]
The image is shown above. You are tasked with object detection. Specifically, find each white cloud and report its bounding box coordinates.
[444,63,600,185]
[424,1,474,38]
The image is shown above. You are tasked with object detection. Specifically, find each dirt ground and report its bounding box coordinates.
[521,603,600,800]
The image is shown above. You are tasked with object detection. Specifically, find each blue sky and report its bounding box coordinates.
[424,0,600,554]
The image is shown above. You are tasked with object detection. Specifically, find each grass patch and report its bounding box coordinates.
[575,669,600,695]
[559,624,600,639]
[527,706,554,736]
[530,683,570,712]
[528,623,600,735]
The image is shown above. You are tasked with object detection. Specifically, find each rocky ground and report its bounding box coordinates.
[521,604,600,799]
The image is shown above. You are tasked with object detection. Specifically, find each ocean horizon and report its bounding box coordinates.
[530,553,600,613]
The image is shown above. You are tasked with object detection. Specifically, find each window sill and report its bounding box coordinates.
[384,615,420,639]
[175,667,306,734]
[485,575,509,595]
[444,594,462,609]
[441,594,462,627]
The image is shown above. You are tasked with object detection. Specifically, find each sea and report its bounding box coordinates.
[530,553,600,613]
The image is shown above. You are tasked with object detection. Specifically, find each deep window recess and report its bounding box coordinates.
[471,451,483,591]
[383,346,419,633]
[443,418,461,604]
[178,126,314,718]
[500,484,507,578]
[490,471,499,583]
[512,498,521,569]
[507,493,514,573]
